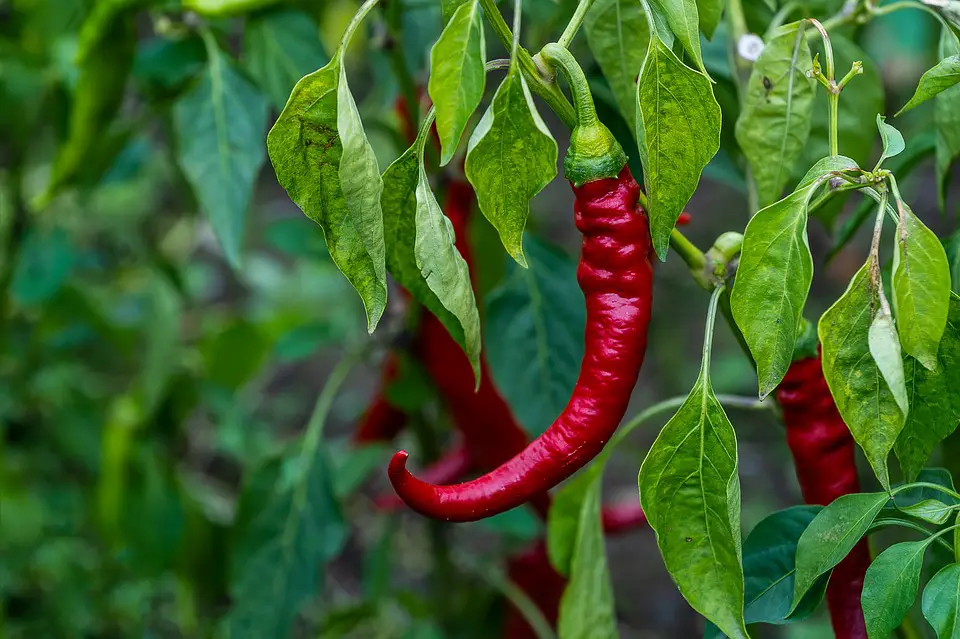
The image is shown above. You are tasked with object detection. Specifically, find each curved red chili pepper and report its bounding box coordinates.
[389,166,653,521]
[777,352,869,639]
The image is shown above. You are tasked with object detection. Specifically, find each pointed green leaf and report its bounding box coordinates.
[893,199,952,370]
[637,37,720,259]
[868,308,909,416]
[897,55,960,115]
[584,0,650,132]
[267,56,387,332]
[895,295,960,481]
[862,538,932,639]
[414,166,482,382]
[937,35,960,211]
[465,68,558,267]
[648,0,707,74]
[173,45,268,269]
[790,492,889,610]
[819,260,906,489]
[735,21,816,208]
[898,499,956,525]
[639,372,747,638]
[244,9,329,110]
[923,563,960,638]
[429,0,485,165]
[877,114,906,166]
[696,0,722,39]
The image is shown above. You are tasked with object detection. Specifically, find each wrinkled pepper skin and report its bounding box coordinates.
[389,166,653,522]
[776,353,869,639]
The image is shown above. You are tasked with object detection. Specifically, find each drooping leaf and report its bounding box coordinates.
[243,9,329,110]
[862,539,933,639]
[697,0,723,38]
[174,43,268,269]
[639,360,747,638]
[267,54,388,332]
[648,0,707,74]
[897,55,960,115]
[731,157,857,398]
[892,198,952,371]
[895,295,960,481]
[937,34,960,211]
[637,37,721,259]
[584,0,650,132]
[868,307,909,416]
[413,164,482,382]
[876,114,906,166]
[465,67,557,267]
[429,0,485,165]
[484,237,585,437]
[703,506,829,639]
[819,260,906,489]
[790,492,890,609]
[897,499,956,525]
[735,21,816,208]
[922,563,960,638]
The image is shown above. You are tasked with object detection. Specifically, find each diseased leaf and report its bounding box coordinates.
[703,506,828,639]
[243,9,329,110]
[877,114,906,165]
[731,156,857,398]
[922,563,960,639]
[937,34,960,211]
[429,0,485,165]
[897,54,960,115]
[862,539,932,639]
[485,237,585,437]
[819,260,906,489]
[648,0,707,73]
[465,67,557,267]
[267,54,388,332]
[735,21,816,208]
[892,199,952,370]
[414,164,482,382]
[868,308,909,416]
[897,499,956,525]
[174,44,268,269]
[584,0,650,132]
[637,37,721,259]
[895,295,960,481]
[790,492,889,610]
[639,321,747,639]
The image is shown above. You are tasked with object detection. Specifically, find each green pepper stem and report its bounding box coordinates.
[538,43,598,128]
[558,0,596,48]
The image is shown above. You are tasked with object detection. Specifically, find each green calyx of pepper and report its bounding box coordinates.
[536,43,627,187]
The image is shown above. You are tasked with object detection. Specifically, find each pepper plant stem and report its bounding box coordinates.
[558,0,596,48]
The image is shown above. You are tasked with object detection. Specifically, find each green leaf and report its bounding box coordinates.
[382,149,467,352]
[174,41,268,269]
[484,237,586,437]
[465,67,557,267]
[945,232,960,293]
[790,492,889,610]
[868,307,909,416]
[202,320,271,390]
[897,55,960,115]
[267,54,388,332]
[936,35,960,211]
[876,114,906,166]
[703,506,829,639]
[819,260,906,489]
[922,563,960,638]
[898,499,956,525]
[895,295,960,481]
[648,0,707,74]
[637,37,721,259]
[184,0,280,16]
[893,197,952,371]
[894,468,960,508]
[547,471,594,577]
[639,365,747,637]
[413,165,482,382]
[697,0,723,39]
[862,538,932,639]
[731,157,856,398]
[441,0,469,23]
[584,0,650,133]
[735,21,816,208]
[244,9,329,111]
[429,0,485,165]
[11,228,75,306]
[555,469,618,639]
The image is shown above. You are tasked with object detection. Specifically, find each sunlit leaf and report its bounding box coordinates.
[649,0,707,73]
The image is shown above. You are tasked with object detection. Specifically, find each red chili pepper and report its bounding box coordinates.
[353,355,408,444]
[776,352,869,639]
[502,541,566,639]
